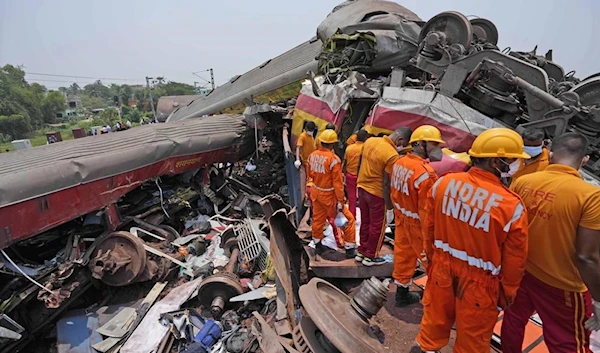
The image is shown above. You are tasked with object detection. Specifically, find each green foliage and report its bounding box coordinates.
[126,107,142,123]
[0,64,46,130]
[83,80,110,98]
[92,108,119,127]
[0,133,11,144]
[42,91,68,123]
[81,94,108,109]
[153,82,197,97]
[0,115,31,140]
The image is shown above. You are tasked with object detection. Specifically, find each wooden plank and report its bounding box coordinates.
[96,308,137,337]
[93,282,166,353]
[306,244,394,278]
[120,278,202,353]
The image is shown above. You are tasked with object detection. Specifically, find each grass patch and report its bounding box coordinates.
[0,120,141,153]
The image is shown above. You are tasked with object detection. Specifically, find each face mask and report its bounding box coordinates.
[426,145,443,162]
[523,145,543,158]
[307,131,314,137]
[495,159,519,186]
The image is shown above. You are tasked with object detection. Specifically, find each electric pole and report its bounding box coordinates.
[192,68,215,93]
[145,76,158,123]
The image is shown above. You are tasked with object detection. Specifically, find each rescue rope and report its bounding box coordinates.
[0,249,53,294]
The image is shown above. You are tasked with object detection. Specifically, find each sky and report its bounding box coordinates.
[1,0,599,89]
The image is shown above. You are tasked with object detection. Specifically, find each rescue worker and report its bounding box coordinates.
[510,127,549,181]
[316,123,336,150]
[308,129,357,258]
[391,125,444,307]
[346,130,359,145]
[343,129,368,218]
[355,127,411,266]
[417,128,530,353]
[295,121,317,204]
[502,132,600,353]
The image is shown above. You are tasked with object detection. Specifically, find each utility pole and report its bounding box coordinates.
[145,76,158,123]
[192,68,215,93]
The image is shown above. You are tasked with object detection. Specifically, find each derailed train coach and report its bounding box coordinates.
[0,115,265,351]
[291,3,600,189]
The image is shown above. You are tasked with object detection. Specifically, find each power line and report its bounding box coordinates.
[27,77,145,85]
[25,71,141,82]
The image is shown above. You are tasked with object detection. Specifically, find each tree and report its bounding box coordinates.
[42,91,67,123]
[68,83,81,95]
[153,82,196,97]
[80,94,108,110]
[0,115,31,140]
[83,80,110,99]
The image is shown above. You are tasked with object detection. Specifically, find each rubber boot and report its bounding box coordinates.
[395,286,420,307]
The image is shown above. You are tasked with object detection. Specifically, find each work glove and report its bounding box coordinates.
[294,160,302,169]
[585,300,600,331]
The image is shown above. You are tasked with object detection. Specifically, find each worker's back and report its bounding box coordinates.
[511,164,600,292]
[308,148,340,191]
[344,141,363,176]
[428,168,525,275]
[357,136,398,197]
[391,154,436,222]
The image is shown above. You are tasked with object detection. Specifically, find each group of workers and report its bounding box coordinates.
[295,120,600,353]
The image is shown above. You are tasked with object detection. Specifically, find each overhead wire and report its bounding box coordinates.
[25,71,141,82]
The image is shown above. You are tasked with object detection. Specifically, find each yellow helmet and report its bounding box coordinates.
[468,128,531,159]
[409,125,445,144]
[318,129,339,144]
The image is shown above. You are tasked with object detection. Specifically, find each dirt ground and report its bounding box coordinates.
[373,285,497,353]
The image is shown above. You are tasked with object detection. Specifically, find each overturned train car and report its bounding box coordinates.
[0,114,261,351]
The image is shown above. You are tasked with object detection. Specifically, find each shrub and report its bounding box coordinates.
[0,114,31,140]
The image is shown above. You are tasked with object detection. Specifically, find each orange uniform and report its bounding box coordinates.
[343,141,363,176]
[297,131,316,202]
[297,131,316,165]
[511,164,600,292]
[357,136,399,198]
[390,154,437,286]
[417,168,529,353]
[308,148,356,246]
[511,147,549,181]
[346,133,358,145]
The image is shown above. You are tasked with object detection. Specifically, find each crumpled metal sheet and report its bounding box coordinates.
[317,0,423,73]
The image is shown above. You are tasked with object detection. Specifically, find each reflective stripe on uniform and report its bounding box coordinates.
[434,240,501,275]
[393,202,420,220]
[503,202,524,232]
[330,158,339,169]
[431,176,445,199]
[414,173,429,189]
[313,185,335,192]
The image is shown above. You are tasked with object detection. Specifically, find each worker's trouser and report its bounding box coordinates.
[501,271,592,353]
[417,253,500,353]
[310,188,356,247]
[345,173,358,219]
[392,215,427,286]
[357,188,386,259]
[306,185,345,247]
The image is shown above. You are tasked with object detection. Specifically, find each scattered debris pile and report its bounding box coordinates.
[0,101,392,353]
